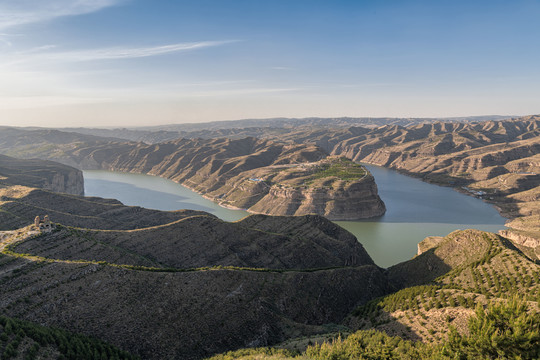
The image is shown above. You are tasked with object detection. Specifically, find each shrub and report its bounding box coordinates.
[445,296,540,359]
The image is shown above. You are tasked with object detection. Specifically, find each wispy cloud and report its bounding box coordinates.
[29,41,239,62]
[78,85,301,100]
[0,0,124,30]
[0,89,302,112]
[0,40,239,69]
[0,38,12,47]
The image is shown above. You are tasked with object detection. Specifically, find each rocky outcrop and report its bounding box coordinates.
[499,229,540,249]
[417,236,445,255]
[248,176,385,220]
[197,156,386,220]
[0,154,84,196]
[43,168,84,195]
[0,136,387,220]
[499,229,540,261]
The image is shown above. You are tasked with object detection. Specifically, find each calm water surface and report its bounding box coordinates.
[84,166,506,268]
[83,171,249,222]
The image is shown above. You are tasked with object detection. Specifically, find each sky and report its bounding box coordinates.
[0,0,539,127]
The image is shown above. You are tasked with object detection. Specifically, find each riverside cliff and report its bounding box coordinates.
[0,131,538,360]
[0,135,385,220]
[237,157,385,219]
[0,154,83,195]
[249,180,384,220]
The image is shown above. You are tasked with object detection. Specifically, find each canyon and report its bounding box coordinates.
[0,115,538,359]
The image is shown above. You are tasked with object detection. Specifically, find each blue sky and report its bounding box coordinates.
[0,0,539,127]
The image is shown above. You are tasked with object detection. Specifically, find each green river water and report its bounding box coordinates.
[84,165,506,268]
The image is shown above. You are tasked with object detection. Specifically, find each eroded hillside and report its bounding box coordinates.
[193,116,539,260]
[0,136,386,220]
[323,117,540,260]
[0,165,390,359]
[0,155,83,196]
[208,229,540,360]
[0,123,538,359]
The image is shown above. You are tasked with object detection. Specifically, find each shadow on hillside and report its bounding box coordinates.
[350,308,423,342]
[386,248,452,290]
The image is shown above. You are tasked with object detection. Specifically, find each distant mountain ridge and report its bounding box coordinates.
[5,115,513,144]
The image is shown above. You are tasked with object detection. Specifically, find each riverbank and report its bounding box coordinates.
[84,169,506,267]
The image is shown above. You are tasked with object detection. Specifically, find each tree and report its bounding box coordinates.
[445,297,540,359]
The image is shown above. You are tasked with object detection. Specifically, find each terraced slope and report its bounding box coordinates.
[10,215,373,270]
[0,186,204,231]
[355,230,540,343]
[0,226,389,360]
[0,181,390,359]
[206,229,540,359]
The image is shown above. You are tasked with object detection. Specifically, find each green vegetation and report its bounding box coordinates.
[207,347,296,360]
[353,285,441,316]
[308,158,366,183]
[436,233,540,303]
[0,316,138,360]
[207,297,539,360]
[445,297,540,359]
[304,330,434,360]
[349,231,539,347]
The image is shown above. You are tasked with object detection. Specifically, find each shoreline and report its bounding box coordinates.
[82,168,510,267]
[84,167,508,225]
[359,161,512,226]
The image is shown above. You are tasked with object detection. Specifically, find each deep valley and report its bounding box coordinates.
[0,115,538,359]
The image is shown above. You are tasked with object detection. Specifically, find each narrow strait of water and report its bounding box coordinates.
[84,166,506,268]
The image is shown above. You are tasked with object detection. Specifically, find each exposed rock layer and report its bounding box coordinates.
[248,177,385,220]
[228,116,539,257]
[0,154,83,195]
[0,135,386,220]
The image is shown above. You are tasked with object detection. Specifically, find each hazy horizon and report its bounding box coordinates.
[3,114,530,130]
[1,0,539,127]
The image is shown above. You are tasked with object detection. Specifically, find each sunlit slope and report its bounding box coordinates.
[206,229,540,360]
